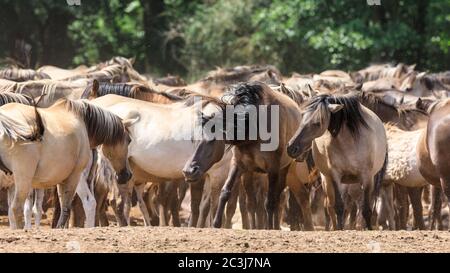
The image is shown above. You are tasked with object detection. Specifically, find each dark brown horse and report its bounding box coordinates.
[183,81,302,229]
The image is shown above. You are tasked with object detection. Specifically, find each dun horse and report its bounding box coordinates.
[287,94,388,230]
[0,99,131,229]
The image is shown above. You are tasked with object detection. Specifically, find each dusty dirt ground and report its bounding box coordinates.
[0,208,450,253]
[0,225,449,253]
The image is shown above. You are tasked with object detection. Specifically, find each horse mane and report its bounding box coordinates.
[203,65,280,84]
[221,82,264,107]
[0,68,50,82]
[305,93,369,138]
[63,100,126,146]
[0,92,33,106]
[81,82,184,102]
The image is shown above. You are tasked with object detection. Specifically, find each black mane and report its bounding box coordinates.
[305,93,369,138]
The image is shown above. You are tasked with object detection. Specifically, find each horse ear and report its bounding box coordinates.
[92,80,99,97]
[122,116,140,127]
[129,57,135,65]
[423,76,434,90]
[327,103,344,113]
[409,64,416,71]
[415,98,423,109]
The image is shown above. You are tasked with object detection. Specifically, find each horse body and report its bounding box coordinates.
[0,100,131,229]
[417,100,450,230]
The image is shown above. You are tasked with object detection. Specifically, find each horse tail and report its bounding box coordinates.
[30,96,45,141]
[374,148,388,198]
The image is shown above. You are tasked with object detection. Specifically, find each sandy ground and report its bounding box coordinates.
[1,193,449,253]
[0,225,449,253]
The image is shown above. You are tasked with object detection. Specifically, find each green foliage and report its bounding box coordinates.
[68,0,145,69]
[0,0,449,76]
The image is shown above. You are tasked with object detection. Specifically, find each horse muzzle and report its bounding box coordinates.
[117,169,132,184]
[287,144,301,159]
[182,165,202,183]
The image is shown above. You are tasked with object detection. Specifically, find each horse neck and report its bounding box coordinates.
[136,92,175,104]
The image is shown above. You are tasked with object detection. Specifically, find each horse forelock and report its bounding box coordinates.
[222,82,264,107]
[306,94,369,138]
[64,100,126,146]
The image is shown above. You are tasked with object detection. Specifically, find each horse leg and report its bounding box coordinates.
[242,172,257,229]
[295,183,314,231]
[265,167,288,230]
[348,203,357,230]
[75,170,96,228]
[408,187,425,230]
[135,182,151,226]
[33,189,44,228]
[322,174,338,230]
[24,190,34,229]
[224,179,240,229]
[361,176,374,230]
[10,178,33,229]
[256,185,267,229]
[429,185,442,230]
[238,182,250,229]
[197,181,210,228]
[213,162,242,228]
[384,183,396,230]
[75,152,95,228]
[189,178,204,227]
[169,184,181,227]
[56,170,83,229]
[7,185,16,229]
[439,176,450,231]
[287,190,300,231]
[394,184,409,230]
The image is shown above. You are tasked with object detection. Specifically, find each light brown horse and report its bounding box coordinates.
[183,82,302,229]
[0,99,132,229]
[287,94,388,230]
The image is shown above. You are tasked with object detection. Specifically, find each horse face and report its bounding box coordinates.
[183,138,225,183]
[287,104,340,160]
[101,133,132,184]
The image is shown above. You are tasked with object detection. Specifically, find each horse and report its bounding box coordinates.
[81,80,183,104]
[89,93,227,227]
[356,91,429,130]
[351,63,415,83]
[417,99,450,230]
[183,82,302,229]
[37,65,89,80]
[378,124,429,230]
[0,99,132,229]
[0,68,50,82]
[287,93,388,230]
[9,79,90,107]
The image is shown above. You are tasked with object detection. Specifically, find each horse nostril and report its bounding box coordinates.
[288,145,300,158]
[183,165,199,177]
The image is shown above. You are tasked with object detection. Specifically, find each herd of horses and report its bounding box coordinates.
[0,57,449,232]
